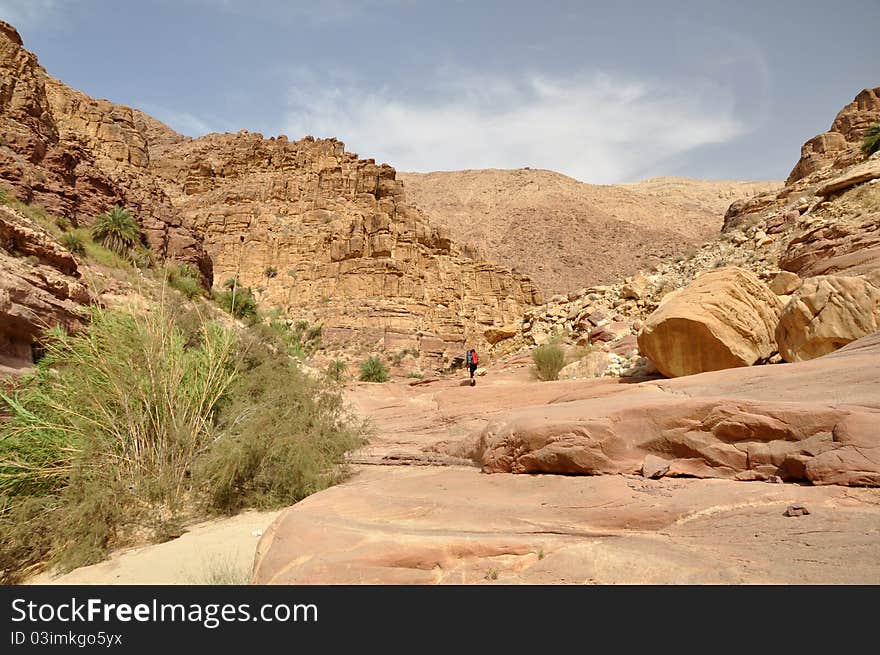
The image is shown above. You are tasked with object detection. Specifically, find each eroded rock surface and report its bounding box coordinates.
[776,275,880,361]
[636,267,783,378]
[253,354,880,584]
[469,332,880,486]
[786,88,880,185]
[0,206,90,371]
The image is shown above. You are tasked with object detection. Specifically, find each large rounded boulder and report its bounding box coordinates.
[776,275,880,362]
[637,267,783,378]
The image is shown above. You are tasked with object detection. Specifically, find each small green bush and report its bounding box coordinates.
[91,205,142,258]
[60,231,86,255]
[255,319,322,359]
[359,356,389,382]
[0,189,60,237]
[264,266,278,279]
[192,555,251,585]
[326,359,347,383]
[76,229,129,269]
[165,263,203,299]
[861,123,880,158]
[391,347,419,366]
[531,343,566,381]
[128,246,154,269]
[194,347,365,513]
[215,278,259,322]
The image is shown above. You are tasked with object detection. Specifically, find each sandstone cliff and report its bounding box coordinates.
[0,21,209,275]
[0,20,540,366]
[150,131,541,361]
[786,88,880,185]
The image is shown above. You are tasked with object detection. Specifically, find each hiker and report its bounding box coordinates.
[466,348,479,383]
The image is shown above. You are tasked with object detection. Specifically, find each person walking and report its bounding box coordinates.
[466,348,479,385]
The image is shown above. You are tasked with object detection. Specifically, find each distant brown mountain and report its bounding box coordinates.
[399,169,782,295]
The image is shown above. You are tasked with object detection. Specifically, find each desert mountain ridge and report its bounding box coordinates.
[399,168,781,295]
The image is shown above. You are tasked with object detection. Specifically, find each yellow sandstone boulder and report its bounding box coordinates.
[637,267,783,378]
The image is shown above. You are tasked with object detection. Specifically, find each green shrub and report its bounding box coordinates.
[0,307,237,499]
[264,266,278,279]
[0,300,364,581]
[215,278,259,322]
[391,347,419,366]
[861,123,880,158]
[359,356,389,382]
[91,205,142,258]
[0,189,61,237]
[60,231,86,255]
[531,343,566,381]
[0,305,237,579]
[255,319,322,359]
[194,353,365,513]
[326,359,347,383]
[128,246,154,269]
[77,230,129,269]
[165,263,204,299]
[192,555,251,585]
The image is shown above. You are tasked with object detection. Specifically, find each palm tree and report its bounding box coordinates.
[861,123,880,158]
[91,205,142,257]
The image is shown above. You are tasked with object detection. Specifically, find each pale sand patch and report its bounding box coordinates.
[26,510,282,585]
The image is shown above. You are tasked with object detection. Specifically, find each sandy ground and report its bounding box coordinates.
[27,510,281,585]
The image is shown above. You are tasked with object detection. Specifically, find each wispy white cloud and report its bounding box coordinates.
[282,68,750,184]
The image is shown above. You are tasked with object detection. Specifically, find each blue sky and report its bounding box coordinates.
[2,0,878,183]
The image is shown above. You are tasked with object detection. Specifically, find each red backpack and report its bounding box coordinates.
[470,350,479,365]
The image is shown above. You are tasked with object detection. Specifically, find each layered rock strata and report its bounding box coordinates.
[0,206,90,371]
[0,20,540,365]
[149,131,540,363]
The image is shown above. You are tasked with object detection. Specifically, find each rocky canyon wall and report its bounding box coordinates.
[1,20,540,366]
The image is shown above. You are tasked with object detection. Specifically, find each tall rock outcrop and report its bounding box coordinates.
[786,88,880,185]
[0,20,210,277]
[150,132,541,362]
